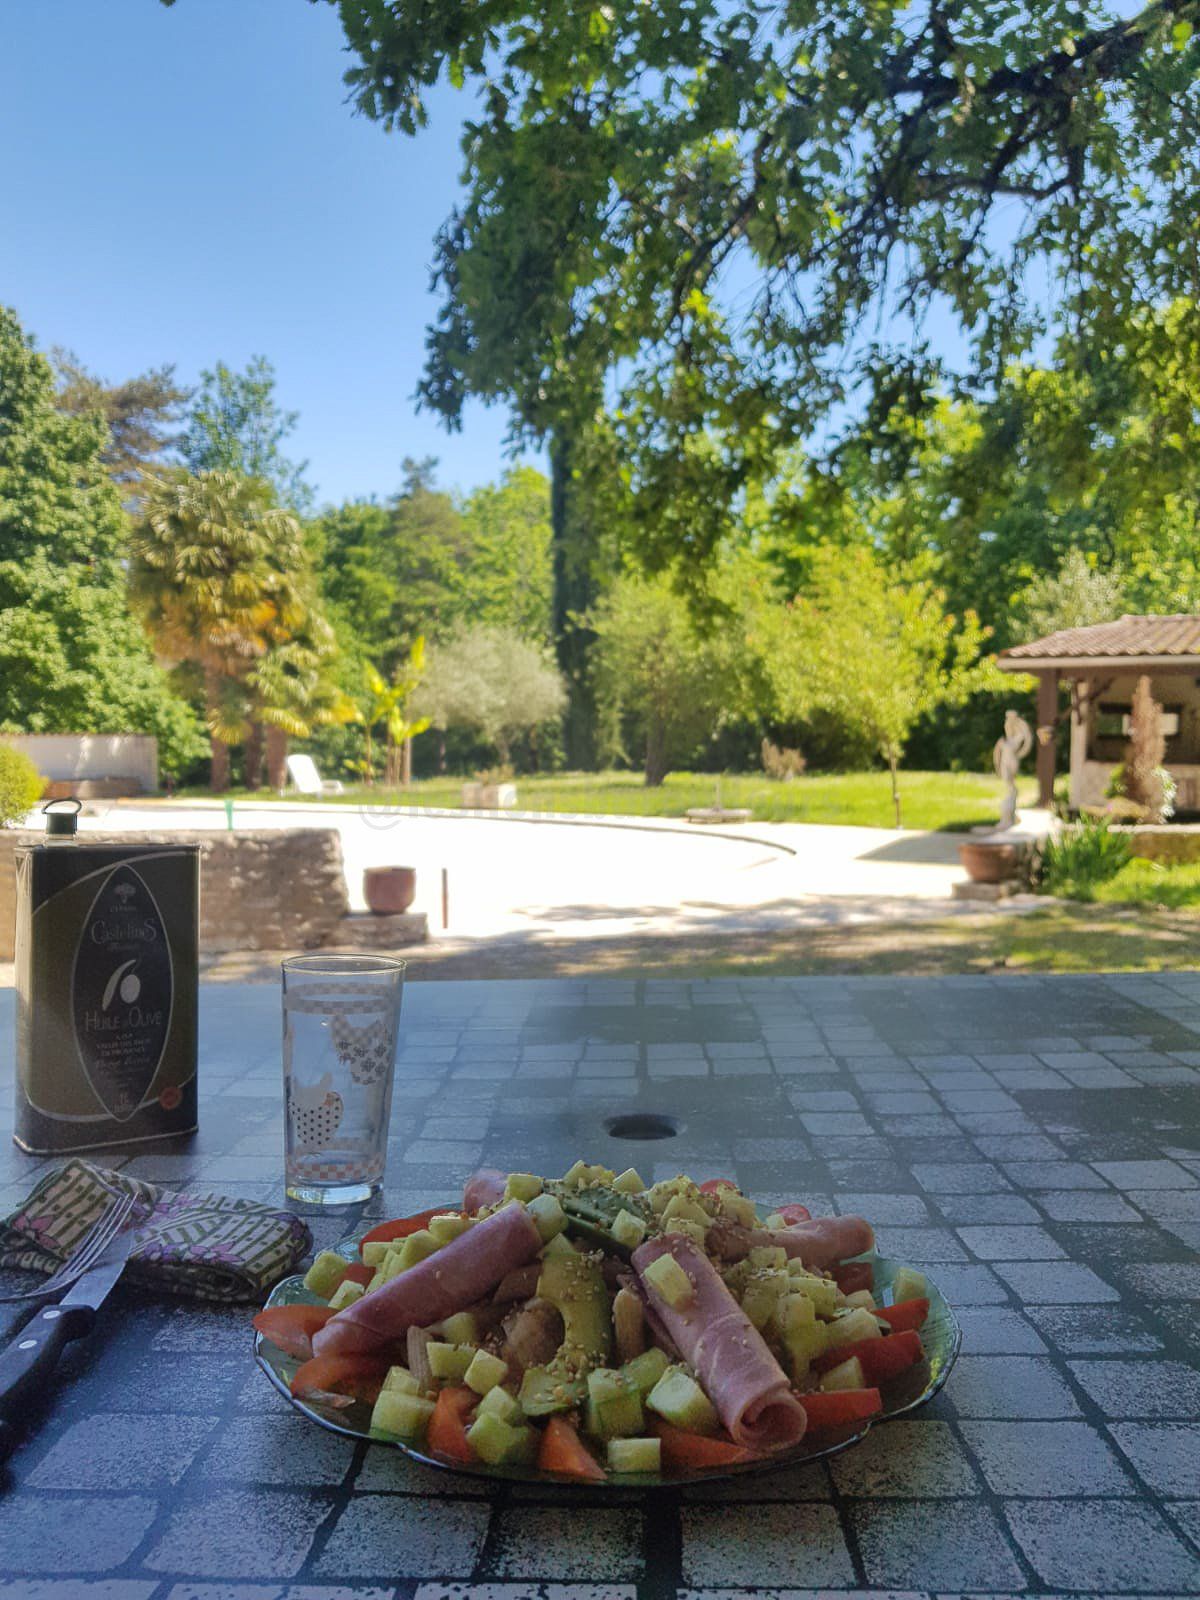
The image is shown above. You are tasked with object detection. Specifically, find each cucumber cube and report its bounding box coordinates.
[561,1159,590,1187]
[539,1231,575,1260]
[527,1192,566,1242]
[741,1269,789,1330]
[662,1194,709,1227]
[663,1218,707,1245]
[383,1365,421,1394]
[787,1270,839,1317]
[621,1346,671,1397]
[775,1291,817,1336]
[467,1412,537,1466]
[607,1436,661,1473]
[785,1317,830,1367]
[643,1253,695,1310]
[645,1366,719,1434]
[427,1342,474,1382]
[820,1355,866,1392]
[584,1369,645,1440]
[612,1167,645,1194]
[714,1187,757,1228]
[764,1211,788,1229]
[826,1308,881,1348]
[437,1311,480,1345]
[394,1230,439,1271]
[519,1365,587,1416]
[747,1245,788,1270]
[503,1172,544,1204]
[610,1209,647,1249]
[327,1278,365,1311]
[843,1289,877,1311]
[464,1348,508,1395]
[361,1240,390,1266]
[303,1251,348,1299]
[370,1390,435,1438]
[428,1213,471,1245]
[476,1385,522,1424]
[891,1266,927,1303]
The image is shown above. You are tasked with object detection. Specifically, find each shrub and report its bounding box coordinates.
[0,744,44,827]
[761,738,806,781]
[1034,816,1133,900]
[1107,761,1176,821]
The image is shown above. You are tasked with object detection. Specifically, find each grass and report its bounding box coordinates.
[180,768,1045,832]
[1092,857,1200,910]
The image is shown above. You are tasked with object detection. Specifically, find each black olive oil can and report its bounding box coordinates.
[14,813,200,1153]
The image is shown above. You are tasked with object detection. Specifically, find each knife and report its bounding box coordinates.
[0,1226,141,1460]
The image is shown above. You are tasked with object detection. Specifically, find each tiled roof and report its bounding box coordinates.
[999,614,1200,667]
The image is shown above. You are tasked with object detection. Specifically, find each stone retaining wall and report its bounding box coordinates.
[0,828,350,959]
[1118,823,1200,864]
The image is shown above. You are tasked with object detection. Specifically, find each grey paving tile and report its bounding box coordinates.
[919,1264,1010,1304]
[959,1419,1135,1495]
[1092,1160,1199,1190]
[1003,1161,1112,1189]
[948,1356,1082,1418]
[992,1261,1120,1303]
[487,1509,644,1580]
[1025,1304,1164,1354]
[146,1490,335,1578]
[956,1226,1066,1260]
[830,1419,979,1497]
[1069,1359,1200,1418]
[194,1413,357,1486]
[680,1504,856,1587]
[1109,1423,1200,1497]
[27,1413,218,1489]
[935,1194,1044,1225]
[0,1495,159,1573]
[851,1501,1025,1590]
[912,1163,1010,1193]
[1004,1498,1200,1591]
[314,1497,491,1579]
[954,1307,1048,1354]
[680,1458,830,1502]
[1035,1190,1144,1222]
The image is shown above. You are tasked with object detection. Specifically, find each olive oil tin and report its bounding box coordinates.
[14,841,200,1153]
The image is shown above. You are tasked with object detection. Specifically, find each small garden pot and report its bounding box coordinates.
[958,841,1023,884]
[363,866,417,915]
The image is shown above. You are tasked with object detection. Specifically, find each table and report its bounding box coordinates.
[1,971,1198,1598]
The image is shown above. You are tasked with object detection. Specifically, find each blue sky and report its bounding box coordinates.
[0,0,533,505]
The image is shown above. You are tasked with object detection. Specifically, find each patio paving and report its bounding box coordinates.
[0,969,1198,1595]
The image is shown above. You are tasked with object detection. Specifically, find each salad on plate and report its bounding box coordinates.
[253,1162,943,1481]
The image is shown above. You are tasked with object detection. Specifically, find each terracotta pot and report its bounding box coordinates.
[364,866,416,915]
[958,841,1022,884]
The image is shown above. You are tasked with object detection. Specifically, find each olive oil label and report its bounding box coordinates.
[70,863,174,1121]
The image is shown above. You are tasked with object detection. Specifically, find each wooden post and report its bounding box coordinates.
[1036,670,1058,807]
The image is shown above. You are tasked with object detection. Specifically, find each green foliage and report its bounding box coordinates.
[53,352,189,492]
[357,642,431,784]
[1015,549,1127,641]
[181,356,311,510]
[0,744,44,826]
[326,0,1200,571]
[417,625,566,765]
[0,306,205,778]
[1036,817,1133,900]
[767,547,997,823]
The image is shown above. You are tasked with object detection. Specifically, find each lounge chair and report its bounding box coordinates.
[285,753,345,796]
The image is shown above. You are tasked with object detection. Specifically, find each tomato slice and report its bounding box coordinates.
[651,1419,757,1470]
[774,1202,812,1224]
[698,1178,737,1194]
[290,1354,390,1404]
[799,1387,883,1430]
[537,1416,607,1481]
[359,1207,455,1255]
[877,1298,929,1333]
[830,1261,873,1294]
[252,1305,336,1360]
[427,1385,477,1464]
[814,1330,923,1383]
[340,1262,374,1288]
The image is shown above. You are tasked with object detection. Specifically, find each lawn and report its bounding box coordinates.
[188,768,1043,832]
[1091,857,1200,910]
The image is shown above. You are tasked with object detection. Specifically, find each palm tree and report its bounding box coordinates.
[247,610,358,791]
[360,640,431,786]
[130,469,307,790]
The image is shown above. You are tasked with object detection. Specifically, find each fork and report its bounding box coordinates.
[0,1190,139,1304]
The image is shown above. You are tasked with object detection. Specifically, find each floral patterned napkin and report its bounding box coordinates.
[0,1159,312,1303]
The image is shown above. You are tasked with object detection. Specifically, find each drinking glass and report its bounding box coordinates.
[281,954,405,1204]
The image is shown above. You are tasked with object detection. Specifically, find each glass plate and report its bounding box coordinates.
[255,1224,960,1486]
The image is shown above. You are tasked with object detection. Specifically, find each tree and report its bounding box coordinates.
[1016,550,1127,641]
[247,611,357,790]
[1123,674,1168,821]
[417,626,566,769]
[130,469,309,790]
[322,0,1200,590]
[771,547,995,825]
[458,466,554,642]
[53,352,189,491]
[357,642,431,786]
[181,356,311,510]
[0,306,205,776]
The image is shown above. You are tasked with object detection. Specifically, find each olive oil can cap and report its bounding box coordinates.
[43,798,81,837]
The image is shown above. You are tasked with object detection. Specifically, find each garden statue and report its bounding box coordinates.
[993,710,1033,830]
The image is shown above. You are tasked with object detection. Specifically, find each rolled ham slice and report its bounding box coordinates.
[633,1235,807,1452]
[709,1214,873,1269]
[463,1168,508,1214]
[312,1200,542,1358]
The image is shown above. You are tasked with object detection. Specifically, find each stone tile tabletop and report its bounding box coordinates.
[0,971,1198,1599]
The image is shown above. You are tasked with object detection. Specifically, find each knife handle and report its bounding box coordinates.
[0,1303,96,1449]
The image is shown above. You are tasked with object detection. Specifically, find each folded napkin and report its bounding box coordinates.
[0,1159,312,1303]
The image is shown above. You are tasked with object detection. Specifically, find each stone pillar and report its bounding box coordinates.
[1036,670,1059,807]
